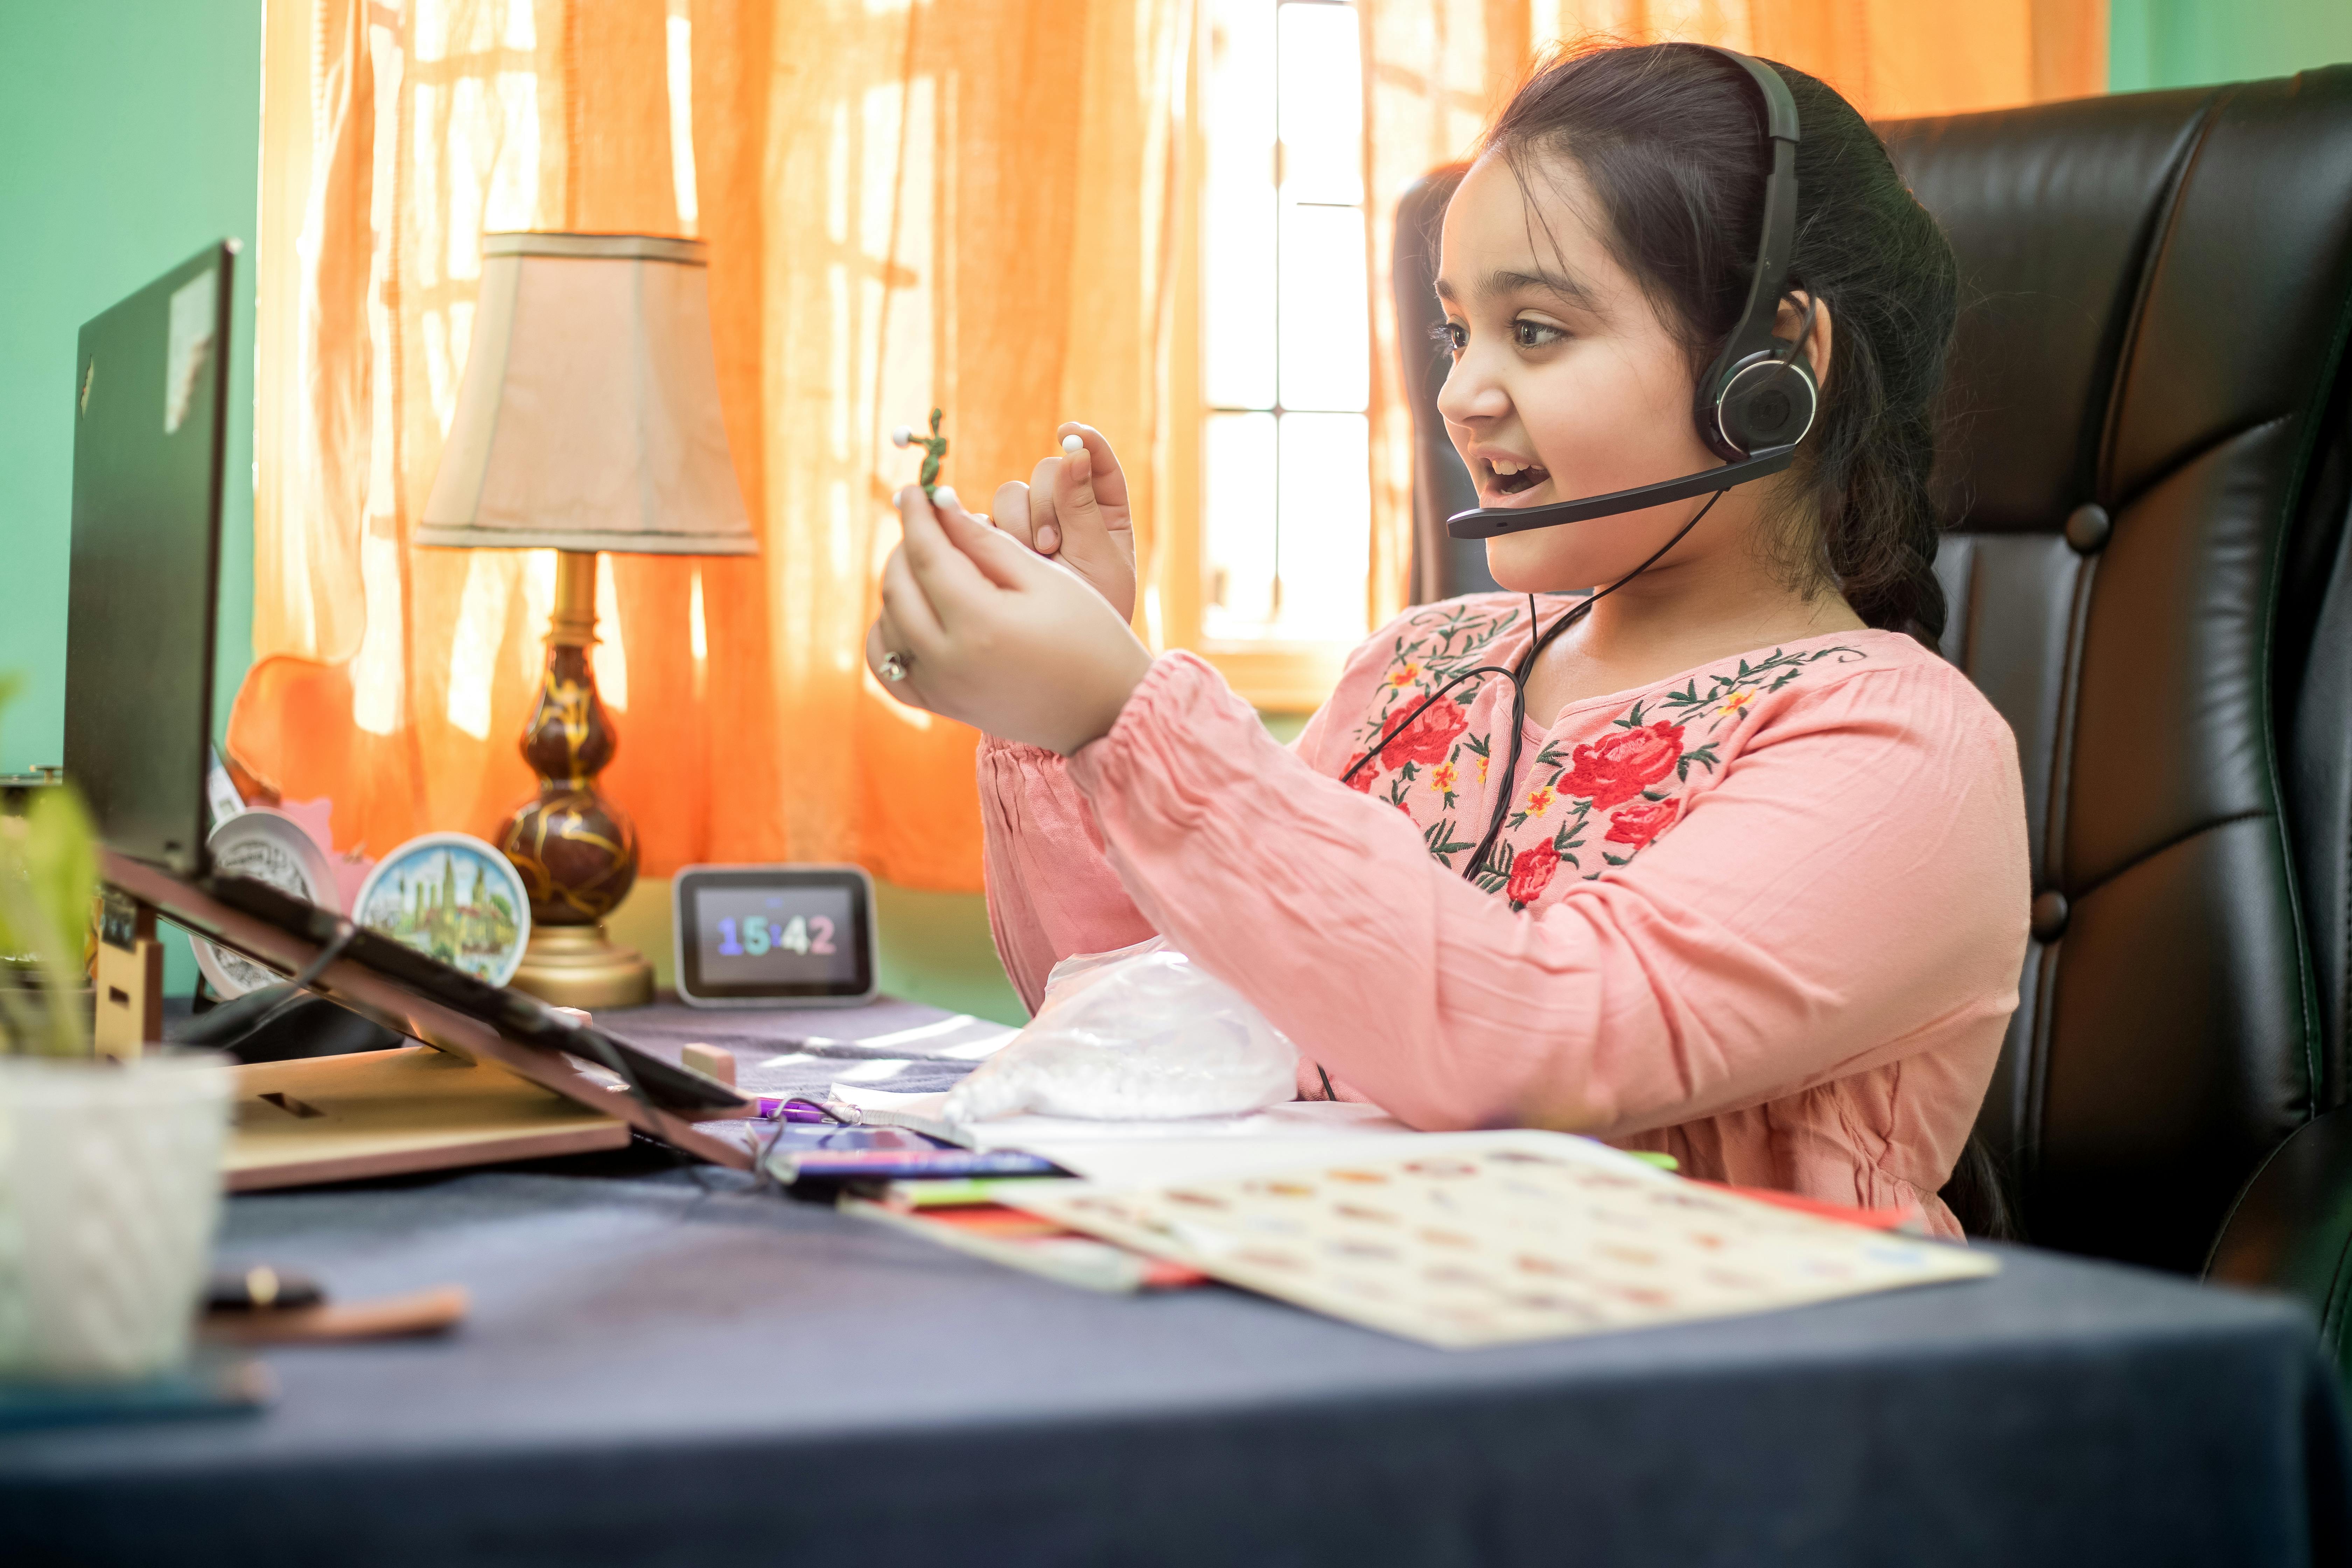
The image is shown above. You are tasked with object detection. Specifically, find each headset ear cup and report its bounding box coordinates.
[1713,353,1819,457]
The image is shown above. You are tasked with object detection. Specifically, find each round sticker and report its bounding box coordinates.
[352,832,532,987]
[191,808,339,999]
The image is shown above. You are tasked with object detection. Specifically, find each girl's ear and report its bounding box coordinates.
[1776,293,1834,394]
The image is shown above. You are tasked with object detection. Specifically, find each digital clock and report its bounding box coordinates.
[672,863,878,1008]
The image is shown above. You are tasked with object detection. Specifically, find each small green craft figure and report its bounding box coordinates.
[891,408,949,500]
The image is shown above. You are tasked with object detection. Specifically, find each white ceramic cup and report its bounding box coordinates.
[0,1052,232,1381]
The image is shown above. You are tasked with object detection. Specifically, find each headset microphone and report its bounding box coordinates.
[1446,442,1797,539]
[1446,46,1815,542]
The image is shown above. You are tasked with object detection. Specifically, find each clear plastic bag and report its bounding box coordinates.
[940,938,1300,1123]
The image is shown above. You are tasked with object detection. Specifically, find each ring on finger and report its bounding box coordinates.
[878,650,913,683]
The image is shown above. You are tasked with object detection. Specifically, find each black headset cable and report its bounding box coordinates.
[1340,486,1725,881]
[1308,490,1723,1103]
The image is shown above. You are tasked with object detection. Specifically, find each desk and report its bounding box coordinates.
[1,1006,2346,1566]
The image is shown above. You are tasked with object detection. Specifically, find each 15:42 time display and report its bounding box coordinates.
[713,913,837,958]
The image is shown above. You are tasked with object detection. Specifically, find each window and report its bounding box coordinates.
[1198,0,1372,657]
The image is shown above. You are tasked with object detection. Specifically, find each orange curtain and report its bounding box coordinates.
[238,0,1191,893]
[1359,0,2106,624]
[240,0,2092,892]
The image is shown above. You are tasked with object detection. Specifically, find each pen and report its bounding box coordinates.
[751,1096,860,1124]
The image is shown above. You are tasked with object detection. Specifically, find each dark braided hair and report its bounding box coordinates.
[1479,42,1958,644]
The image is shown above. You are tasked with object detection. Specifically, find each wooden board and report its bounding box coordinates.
[227,1046,631,1191]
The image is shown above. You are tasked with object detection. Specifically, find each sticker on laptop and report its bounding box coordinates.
[165,268,217,434]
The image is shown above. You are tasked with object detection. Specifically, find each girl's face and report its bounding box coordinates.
[1435,153,1736,593]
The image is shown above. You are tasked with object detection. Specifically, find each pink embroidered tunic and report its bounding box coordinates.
[978,594,2031,1238]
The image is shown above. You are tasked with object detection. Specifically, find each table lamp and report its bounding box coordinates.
[419,232,755,1009]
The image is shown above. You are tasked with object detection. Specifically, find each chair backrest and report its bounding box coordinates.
[1395,70,2352,1273]
[1885,72,2352,1272]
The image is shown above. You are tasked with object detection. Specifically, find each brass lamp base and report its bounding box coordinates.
[509,924,654,1012]
[496,550,651,1015]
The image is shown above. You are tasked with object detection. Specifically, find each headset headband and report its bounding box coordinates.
[1696,47,1804,394]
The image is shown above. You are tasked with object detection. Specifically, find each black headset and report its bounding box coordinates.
[1445,45,1817,541]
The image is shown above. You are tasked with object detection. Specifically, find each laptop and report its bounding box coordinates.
[63,243,231,875]
[61,244,732,1115]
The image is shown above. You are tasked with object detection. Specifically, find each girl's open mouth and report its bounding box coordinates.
[1485,457,1550,498]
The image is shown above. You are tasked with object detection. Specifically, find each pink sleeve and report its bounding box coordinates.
[974,665,1357,1013]
[976,737,1158,1014]
[1064,651,2028,1136]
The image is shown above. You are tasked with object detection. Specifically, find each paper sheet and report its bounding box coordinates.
[825,1085,1420,1184]
[1012,1130,1999,1349]
[780,1015,1018,1063]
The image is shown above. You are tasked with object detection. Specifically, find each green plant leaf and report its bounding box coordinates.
[22,785,98,960]
[0,776,100,1055]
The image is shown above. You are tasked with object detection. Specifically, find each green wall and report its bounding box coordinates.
[0,0,261,777]
[2111,0,2352,91]
[0,0,263,1001]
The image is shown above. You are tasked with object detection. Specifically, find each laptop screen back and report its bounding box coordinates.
[62,243,235,877]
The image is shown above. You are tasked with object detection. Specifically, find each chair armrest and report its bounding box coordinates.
[2207,1105,2352,1384]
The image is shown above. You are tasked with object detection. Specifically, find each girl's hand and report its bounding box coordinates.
[866,484,1154,755]
[988,424,1136,621]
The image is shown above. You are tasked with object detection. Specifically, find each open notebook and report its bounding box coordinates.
[1010,1129,1996,1350]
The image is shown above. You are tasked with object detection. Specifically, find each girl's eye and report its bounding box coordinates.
[1432,320,1468,354]
[1513,319,1566,349]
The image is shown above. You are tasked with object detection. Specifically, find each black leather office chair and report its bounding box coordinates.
[1393,68,2352,1373]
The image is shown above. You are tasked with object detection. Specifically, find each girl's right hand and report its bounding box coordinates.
[989,423,1136,622]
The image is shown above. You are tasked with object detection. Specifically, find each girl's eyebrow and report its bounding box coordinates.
[1434,266,1600,312]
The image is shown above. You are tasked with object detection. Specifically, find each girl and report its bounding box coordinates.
[864,43,2029,1239]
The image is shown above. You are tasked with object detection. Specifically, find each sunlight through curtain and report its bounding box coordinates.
[237,0,1191,892]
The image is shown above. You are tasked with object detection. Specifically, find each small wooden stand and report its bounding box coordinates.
[94,886,162,1060]
[105,851,750,1189]
[227,1045,629,1192]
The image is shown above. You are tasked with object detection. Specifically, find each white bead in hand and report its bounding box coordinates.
[890,426,914,448]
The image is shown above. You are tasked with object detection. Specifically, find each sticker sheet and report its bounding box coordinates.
[1013,1130,1998,1349]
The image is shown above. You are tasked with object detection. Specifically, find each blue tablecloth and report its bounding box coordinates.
[1,1154,2345,1567]
[2,999,2345,1565]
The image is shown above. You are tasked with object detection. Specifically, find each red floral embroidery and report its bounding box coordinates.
[1353,603,1868,888]
[1379,695,1470,771]
[1605,798,1679,849]
[1506,839,1561,906]
[1558,721,1685,810]
[1343,753,1380,792]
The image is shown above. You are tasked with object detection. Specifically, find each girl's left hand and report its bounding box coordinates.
[866,484,1156,755]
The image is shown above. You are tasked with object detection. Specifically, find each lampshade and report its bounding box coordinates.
[418,233,756,556]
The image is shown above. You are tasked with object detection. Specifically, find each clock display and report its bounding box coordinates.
[696,886,858,986]
[673,864,876,1005]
